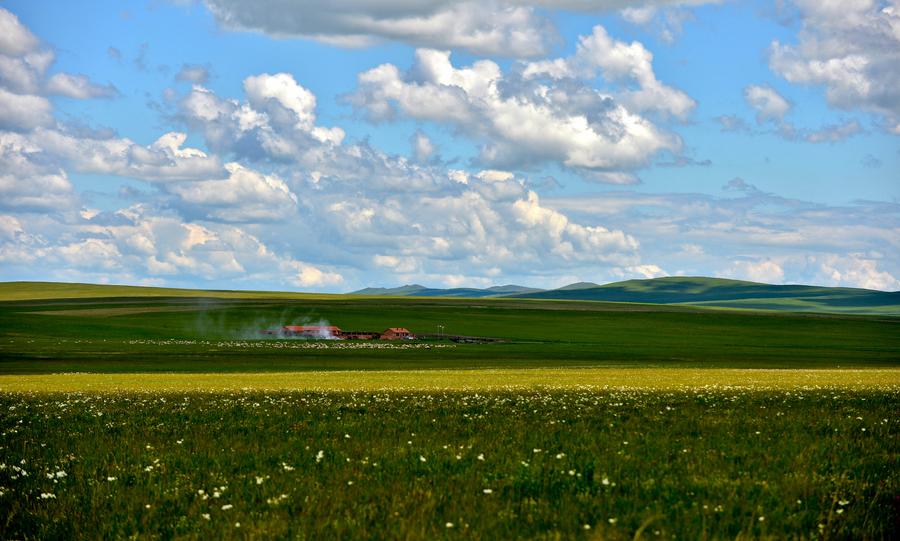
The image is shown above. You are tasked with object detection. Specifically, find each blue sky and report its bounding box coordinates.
[1,0,898,291]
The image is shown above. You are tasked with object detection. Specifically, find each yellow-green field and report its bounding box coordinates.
[3,367,899,392]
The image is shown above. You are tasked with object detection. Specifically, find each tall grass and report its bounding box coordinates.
[2,388,896,539]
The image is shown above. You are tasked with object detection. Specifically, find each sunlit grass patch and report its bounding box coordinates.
[2,367,899,393]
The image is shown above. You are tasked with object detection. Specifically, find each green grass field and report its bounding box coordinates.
[1,283,898,539]
[0,281,346,301]
[1,284,898,374]
[2,388,897,539]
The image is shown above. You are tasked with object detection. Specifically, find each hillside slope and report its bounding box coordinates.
[0,281,341,301]
[515,276,900,315]
[3,278,897,315]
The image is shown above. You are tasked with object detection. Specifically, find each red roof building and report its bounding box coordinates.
[282,325,342,338]
[380,327,413,340]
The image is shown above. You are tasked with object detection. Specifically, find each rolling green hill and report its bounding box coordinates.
[0,281,344,301]
[2,277,898,315]
[513,276,900,315]
[353,276,899,315]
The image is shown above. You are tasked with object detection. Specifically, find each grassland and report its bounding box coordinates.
[1,283,898,539]
[1,288,898,374]
[2,388,897,539]
[0,281,349,302]
[5,277,899,315]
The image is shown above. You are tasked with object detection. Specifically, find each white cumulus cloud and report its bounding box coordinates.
[0,131,77,211]
[46,73,117,99]
[523,25,696,118]
[200,1,724,57]
[203,0,552,57]
[725,259,785,284]
[0,7,38,56]
[349,45,681,175]
[410,130,435,162]
[180,74,345,161]
[744,84,791,123]
[168,162,299,222]
[0,88,52,130]
[768,0,900,133]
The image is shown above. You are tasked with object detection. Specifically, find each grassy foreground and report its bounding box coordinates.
[2,386,897,540]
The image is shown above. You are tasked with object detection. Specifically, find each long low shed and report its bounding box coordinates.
[262,326,415,340]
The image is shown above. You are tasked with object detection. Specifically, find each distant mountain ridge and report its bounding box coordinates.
[352,284,429,296]
[352,284,544,298]
[352,276,900,316]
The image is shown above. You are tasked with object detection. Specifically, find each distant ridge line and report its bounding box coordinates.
[1,277,897,316]
[350,276,900,316]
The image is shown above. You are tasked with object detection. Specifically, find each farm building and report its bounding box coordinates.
[380,327,413,340]
[281,325,342,339]
[261,325,415,340]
